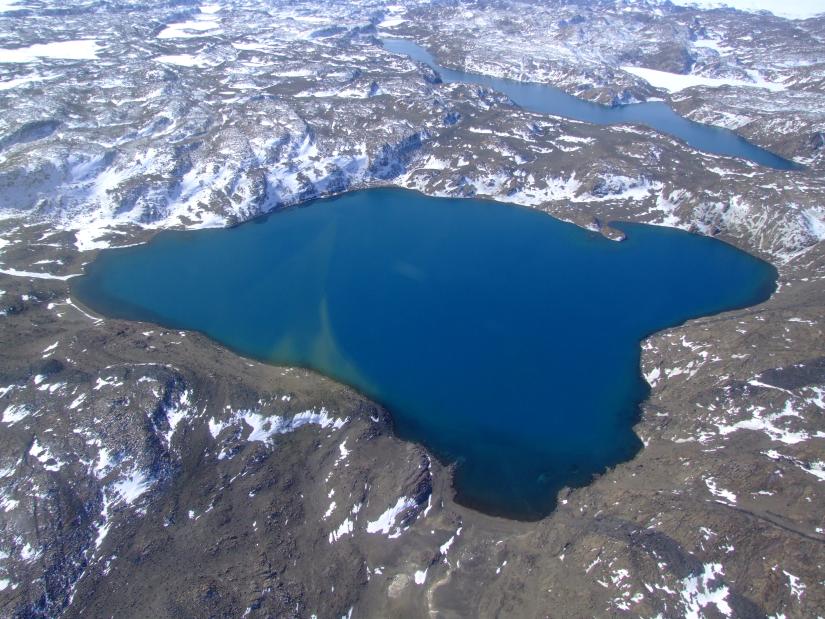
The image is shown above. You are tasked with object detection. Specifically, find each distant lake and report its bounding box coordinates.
[382,39,799,171]
[72,189,776,519]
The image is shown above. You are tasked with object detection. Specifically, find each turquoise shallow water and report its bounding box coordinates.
[382,39,799,170]
[72,189,777,519]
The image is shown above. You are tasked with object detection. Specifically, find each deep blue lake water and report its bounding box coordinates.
[72,189,777,519]
[382,39,798,170]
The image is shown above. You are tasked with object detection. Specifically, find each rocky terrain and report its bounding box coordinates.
[1,0,824,617]
[388,0,825,169]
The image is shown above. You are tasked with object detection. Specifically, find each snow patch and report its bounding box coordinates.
[237,407,345,445]
[329,517,354,543]
[2,403,30,424]
[717,401,811,445]
[29,438,63,471]
[155,54,219,69]
[705,477,737,504]
[366,496,417,537]
[666,0,824,19]
[112,469,151,504]
[622,65,784,93]
[680,563,731,618]
[163,389,193,445]
[208,417,228,439]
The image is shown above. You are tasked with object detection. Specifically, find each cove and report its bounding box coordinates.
[72,189,777,520]
[382,39,799,171]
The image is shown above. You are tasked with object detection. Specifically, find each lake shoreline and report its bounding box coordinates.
[70,187,777,520]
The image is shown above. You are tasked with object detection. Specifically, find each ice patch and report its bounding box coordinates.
[0,268,79,280]
[622,65,785,93]
[379,16,407,28]
[156,9,221,39]
[0,40,101,63]
[0,74,44,90]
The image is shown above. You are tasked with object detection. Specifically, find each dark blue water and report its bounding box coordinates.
[383,39,798,170]
[72,189,777,519]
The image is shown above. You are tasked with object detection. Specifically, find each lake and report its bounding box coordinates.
[382,39,798,171]
[72,189,777,519]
